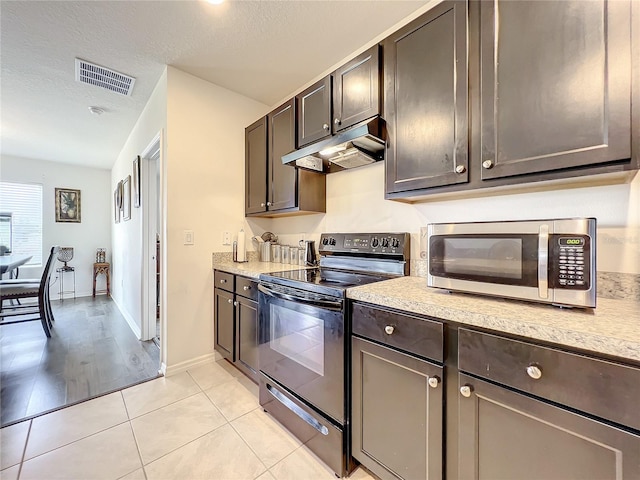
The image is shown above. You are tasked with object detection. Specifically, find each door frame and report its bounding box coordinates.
[140,131,163,346]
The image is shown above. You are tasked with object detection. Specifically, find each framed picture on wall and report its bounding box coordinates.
[114,187,120,224]
[55,188,81,223]
[122,175,131,221]
[133,155,141,208]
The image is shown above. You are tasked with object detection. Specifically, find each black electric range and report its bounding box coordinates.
[257,232,410,478]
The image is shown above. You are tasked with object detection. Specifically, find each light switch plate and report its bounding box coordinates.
[222,231,231,245]
[184,230,194,245]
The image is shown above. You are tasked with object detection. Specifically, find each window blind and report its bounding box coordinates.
[0,182,43,266]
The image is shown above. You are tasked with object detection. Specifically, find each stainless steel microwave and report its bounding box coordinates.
[427,218,596,308]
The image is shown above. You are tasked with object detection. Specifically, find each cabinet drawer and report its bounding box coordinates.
[235,276,258,301]
[214,271,234,292]
[458,328,640,431]
[352,303,443,362]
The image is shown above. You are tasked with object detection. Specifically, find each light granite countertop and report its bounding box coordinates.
[212,256,640,364]
[212,258,310,279]
[347,276,640,363]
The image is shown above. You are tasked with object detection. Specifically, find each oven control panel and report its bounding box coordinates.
[319,233,410,257]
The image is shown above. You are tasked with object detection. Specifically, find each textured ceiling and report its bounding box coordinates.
[1,0,429,169]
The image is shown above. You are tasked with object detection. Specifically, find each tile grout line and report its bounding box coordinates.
[128,383,230,469]
[15,419,33,480]
[18,394,132,464]
[125,419,147,480]
[227,407,270,477]
[137,421,230,469]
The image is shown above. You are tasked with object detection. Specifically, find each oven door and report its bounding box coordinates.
[258,282,345,424]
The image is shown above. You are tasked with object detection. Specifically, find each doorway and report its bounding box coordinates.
[140,132,162,348]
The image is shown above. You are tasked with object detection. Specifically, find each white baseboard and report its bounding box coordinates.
[163,353,217,377]
[110,296,142,339]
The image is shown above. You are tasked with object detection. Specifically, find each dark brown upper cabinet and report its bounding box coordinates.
[333,44,381,133]
[269,99,298,211]
[297,45,381,149]
[479,0,632,180]
[384,1,468,195]
[245,99,326,217]
[297,77,332,148]
[245,117,268,215]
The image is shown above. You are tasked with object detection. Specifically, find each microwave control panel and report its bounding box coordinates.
[550,235,592,290]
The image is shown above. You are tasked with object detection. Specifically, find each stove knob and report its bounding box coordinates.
[329,237,336,246]
[371,237,379,248]
[381,238,389,248]
[391,238,400,248]
[322,237,329,246]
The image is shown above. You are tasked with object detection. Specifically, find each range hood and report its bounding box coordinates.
[282,117,386,174]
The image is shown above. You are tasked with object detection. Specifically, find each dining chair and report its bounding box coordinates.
[0,246,59,337]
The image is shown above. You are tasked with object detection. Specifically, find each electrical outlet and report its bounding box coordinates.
[222,231,232,245]
[184,230,194,245]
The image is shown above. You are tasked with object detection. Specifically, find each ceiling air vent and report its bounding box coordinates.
[75,58,136,96]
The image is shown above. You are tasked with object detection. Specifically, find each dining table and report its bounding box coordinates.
[0,254,33,279]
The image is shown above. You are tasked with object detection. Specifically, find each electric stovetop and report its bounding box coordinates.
[260,267,389,298]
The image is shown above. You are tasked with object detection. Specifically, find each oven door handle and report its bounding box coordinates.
[258,284,343,311]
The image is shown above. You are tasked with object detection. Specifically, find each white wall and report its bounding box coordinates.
[164,67,268,370]
[0,154,112,295]
[265,163,640,275]
[111,69,167,337]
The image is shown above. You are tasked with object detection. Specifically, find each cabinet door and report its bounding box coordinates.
[268,98,297,211]
[480,0,631,180]
[385,1,468,194]
[235,296,258,383]
[458,374,640,479]
[333,45,380,133]
[297,77,332,147]
[352,336,443,480]
[214,288,234,361]
[245,117,268,215]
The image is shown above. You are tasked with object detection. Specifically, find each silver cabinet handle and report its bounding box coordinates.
[220,279,227,284]
[323,123,329,130]
[267,202,272,206]
[460,385,473,397]
[334,118,341,125]
[227,298,232,304]
[455,165,466,174]
[428,376,440,388]
[243,285,250,291]
[233,301,238,307]
[526,364,543,380]
[482,159,494,169]
[260,202,265,207]
[384,325,395,335]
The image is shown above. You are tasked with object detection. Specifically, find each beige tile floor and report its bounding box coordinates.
[0,358,376,480]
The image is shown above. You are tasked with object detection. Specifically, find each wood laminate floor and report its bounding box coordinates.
[0,295,160,427]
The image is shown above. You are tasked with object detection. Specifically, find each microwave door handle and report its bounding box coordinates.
[538,225,549,299]
[258,284,343,311]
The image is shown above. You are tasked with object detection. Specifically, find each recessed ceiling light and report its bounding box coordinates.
[205,0,224,4]
[88,106,105,115]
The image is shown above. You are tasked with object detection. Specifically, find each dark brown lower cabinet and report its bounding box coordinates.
[213,271,259,383]
[457,373,640,479]
[214,288,234,361]
[234,294,258,382]
[352,336,443,480]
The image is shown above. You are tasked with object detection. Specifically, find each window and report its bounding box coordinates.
[0,182,43,266]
